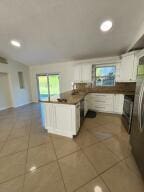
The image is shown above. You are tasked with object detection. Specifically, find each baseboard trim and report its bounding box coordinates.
[13,102,32,108]
[0,106,13,111]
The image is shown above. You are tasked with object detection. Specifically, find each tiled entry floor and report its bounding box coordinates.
[0,104,144,192]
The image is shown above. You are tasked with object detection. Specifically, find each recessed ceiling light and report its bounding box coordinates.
[100,20,113,32]
[10,40,21,47]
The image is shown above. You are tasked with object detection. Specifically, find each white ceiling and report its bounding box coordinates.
[0,0,144,65]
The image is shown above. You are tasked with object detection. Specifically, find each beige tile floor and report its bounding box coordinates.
[0,103,144,192]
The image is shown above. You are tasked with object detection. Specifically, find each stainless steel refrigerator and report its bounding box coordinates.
[130,56,144,178]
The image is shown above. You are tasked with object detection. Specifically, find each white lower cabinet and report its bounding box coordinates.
[86,93,124,114]
[87,93,114,113]
[84,95,89,116]
[76,103,80,132]
[41,93,124,139]
[113,94,124,114]
[54,104,74,136]
[41,102,79,138]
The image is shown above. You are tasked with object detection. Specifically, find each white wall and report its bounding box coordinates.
[30,56,120,102]
[30,61,75,102]
[0,60,31,108]
[0,73,12,110]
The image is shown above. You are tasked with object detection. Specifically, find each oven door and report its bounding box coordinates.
[123,99,133,120]
[138,80,144,132]
[80,99,84,126]
[122,97,134,133]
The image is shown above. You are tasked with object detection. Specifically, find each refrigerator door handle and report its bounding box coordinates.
[138,80,144,131]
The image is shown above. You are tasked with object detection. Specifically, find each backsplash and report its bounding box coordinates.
[75,82,136,93]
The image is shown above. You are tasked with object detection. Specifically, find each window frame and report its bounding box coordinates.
[36,73,61,102]
[94,65,116,87]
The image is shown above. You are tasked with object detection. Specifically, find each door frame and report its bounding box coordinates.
[36,73,60,102]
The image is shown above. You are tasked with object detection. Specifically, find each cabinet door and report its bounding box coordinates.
[84,98,88,116]
[74,65,82,82]
[76,103,80,131]
[81,64,92,82]
[113,94,124,114]
[87,93,114,112]
[54,105,72,133]
[120,54,135,82]
[132,55,138,81]
[44,103,54,131]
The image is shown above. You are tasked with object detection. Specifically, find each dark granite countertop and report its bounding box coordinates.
[41,88,135,105]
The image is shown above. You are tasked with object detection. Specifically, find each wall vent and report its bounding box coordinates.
[0,57,8,64]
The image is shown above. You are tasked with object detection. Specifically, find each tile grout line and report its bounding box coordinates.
[0,134,50,160]
[0,119,17,154]
[0,141,129,191]
[21,117,33,192]
[50,135,68,192]
[0,107,133,191]
[99,175,112,192]
[72,149,131,192]
[78,149,133,191]
[0,113,32,186]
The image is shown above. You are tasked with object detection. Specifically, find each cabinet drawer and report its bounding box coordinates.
[88,105,105,111]
[88,93,113,100]
[105,104,114,112]
[88,98,113,106]
[88,103,113,112]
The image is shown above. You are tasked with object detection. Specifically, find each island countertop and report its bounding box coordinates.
[40,88,135,105]
[41,91,88,105]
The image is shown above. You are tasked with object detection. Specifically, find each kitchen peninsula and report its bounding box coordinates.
[41,82,135,138]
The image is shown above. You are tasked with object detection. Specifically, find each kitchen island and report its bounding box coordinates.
[41,85,135,138]
[41,91,86,138]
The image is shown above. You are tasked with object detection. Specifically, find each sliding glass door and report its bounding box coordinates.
[37,74,60,102]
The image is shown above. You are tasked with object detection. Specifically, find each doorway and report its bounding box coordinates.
[37,74,60,102]
[0,73,12,110]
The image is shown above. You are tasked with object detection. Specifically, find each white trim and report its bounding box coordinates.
[0,106,13,111]
[136,49,144,59]
[13,102,32,108]
[30,56,121,68]
[46,129,73,138]
[128,21,144,51]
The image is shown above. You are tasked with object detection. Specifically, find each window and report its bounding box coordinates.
[18,72,25,89]
[95,66,116,86]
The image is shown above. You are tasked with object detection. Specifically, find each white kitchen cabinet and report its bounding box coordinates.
[42,102,79,138]
[74,64,92,83]
[81,64,92,82]
[87,93,114,113]
[74,65,82,82]
[76,102,80,131]
[84,95,89,116]
[119,51,138,82]
[86,93,124,114]
[113,94,124,114]
[41,102,55,132]
[54,104,75,136]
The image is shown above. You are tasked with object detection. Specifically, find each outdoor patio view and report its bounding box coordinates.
[37,74,60,101]
[96,66,116,86]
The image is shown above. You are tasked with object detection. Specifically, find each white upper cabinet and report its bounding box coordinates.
[119,51,138,82]
[74,64,82,82]
[74,64,92,83]
[81,64,92,82]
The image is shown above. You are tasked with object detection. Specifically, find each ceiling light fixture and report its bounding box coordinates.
[100,20,113,32]
[10,40,21,47]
